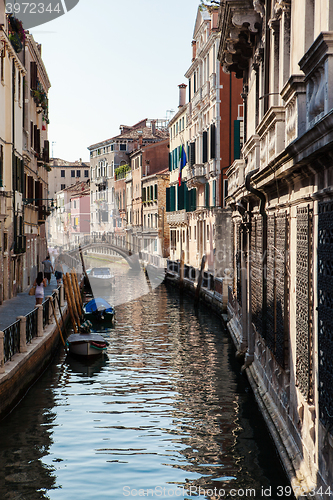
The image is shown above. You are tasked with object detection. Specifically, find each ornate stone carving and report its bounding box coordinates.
[253,0,265,17]
[285,97,297,144]
[308,66,325,126]
[232,10,261,33]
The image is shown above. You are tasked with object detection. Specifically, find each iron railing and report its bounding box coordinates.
[26,308,38,344]
[3,320,20,362]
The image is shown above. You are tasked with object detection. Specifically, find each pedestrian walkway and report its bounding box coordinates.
[0,275,59,331]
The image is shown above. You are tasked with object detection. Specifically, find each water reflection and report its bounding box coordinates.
[0,282,290,500]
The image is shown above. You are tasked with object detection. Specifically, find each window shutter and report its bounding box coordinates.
[142,187,146,202]
[210,124,216,159]
[205,182,210,208]
[170,185,176,212]
[177,183,185,211]
[154,184,158,200]
[166,187,170,212]
[189,142,196,167]
[169,152,172,171]
[202,131,208,163]
[190,188,197,211]
[43,140,49,163]
[30,62,37,90]
[234,120,241,160]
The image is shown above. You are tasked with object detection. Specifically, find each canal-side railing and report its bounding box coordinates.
[0,285,65,372]
[3,320,20,363]
[26,308,38,343]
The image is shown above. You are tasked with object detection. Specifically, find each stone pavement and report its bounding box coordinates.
[0,275,59,331]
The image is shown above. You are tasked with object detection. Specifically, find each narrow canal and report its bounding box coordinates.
[0,266,291,500]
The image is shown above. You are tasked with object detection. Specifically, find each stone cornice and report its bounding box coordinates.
[218,0,262,77]
[256,106,285,136]
[299,32,333,78]
[280,74,306,103]
[242,133,260,157]
[0,30,26,75]
[250,108,333,189]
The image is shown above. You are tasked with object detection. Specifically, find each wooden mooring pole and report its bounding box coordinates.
[194,254,206,308]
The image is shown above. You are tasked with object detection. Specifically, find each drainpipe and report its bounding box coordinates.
[241,168,267,370]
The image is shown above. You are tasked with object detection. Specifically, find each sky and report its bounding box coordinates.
[29,0,200,162]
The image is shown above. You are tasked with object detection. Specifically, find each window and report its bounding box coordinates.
[73,200,76,208]
[77,170,81,177]
[61,184,65,190]
[120,144,126,151]
[207,225,210,240]
[61,170,65,177]
[71,170,75,177]
[171,230,176,250]
[84,170,89,177]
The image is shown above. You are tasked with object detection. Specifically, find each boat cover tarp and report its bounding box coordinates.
[67,333,106,344]
[84,298,114,313]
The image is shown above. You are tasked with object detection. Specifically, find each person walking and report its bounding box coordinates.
[55,257,64,285]
[33,272,47,305]
[42,254,54,285]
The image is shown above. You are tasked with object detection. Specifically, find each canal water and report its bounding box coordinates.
[0,263,292,500]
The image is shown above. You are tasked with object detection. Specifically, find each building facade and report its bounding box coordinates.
[167,6,243,278]
[22,32,51,290]
[219,0,333,493]
[88,119,169,241]
[0,5,50,300]
[48,158,90,201]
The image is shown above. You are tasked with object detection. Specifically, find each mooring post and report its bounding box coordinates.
[17,316,27,353]
[37,305,43,337]
[60,284,64,307]
[180,250,185,292]
[194,255,206,308]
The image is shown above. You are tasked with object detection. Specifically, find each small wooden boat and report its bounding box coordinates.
[67,332,109,358]
[83,297,115,323]
[88,267,115,289]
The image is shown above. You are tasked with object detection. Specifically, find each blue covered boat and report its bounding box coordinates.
[83,298,115,324]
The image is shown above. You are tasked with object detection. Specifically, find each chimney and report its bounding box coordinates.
[139,134,143,147]
[151,120,156,136]
[178,84,187,108]
[192,40,197,62]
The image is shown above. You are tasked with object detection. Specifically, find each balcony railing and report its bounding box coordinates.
[186,164,207,188]
[166,210,188,225]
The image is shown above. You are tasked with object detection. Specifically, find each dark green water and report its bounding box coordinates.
[0,282,291,499]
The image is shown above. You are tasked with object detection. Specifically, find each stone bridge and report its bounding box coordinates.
[64,236,141,270]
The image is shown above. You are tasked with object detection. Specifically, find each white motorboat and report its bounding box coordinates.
[88,267,115,288]
[67,332,109,357]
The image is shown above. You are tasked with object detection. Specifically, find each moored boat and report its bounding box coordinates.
[88,267,115,289]
[67,332,109,358]
[83,297,115,323]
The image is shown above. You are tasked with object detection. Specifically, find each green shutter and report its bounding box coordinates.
[166,187,170,212]
[190,188,196,211]
[170,185,176,212]
[169,152,172,171]
[205,182,210,208]
[154,184,158,200]
[234,120,241,159]
[142,187,146,202]
[213,180,216,207]
[178,183,185,211]
[150,185,153,200]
